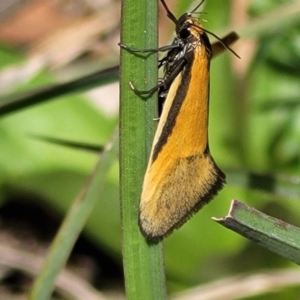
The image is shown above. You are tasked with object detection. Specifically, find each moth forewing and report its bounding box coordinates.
[139,22,226,240]
[140,153,225,239]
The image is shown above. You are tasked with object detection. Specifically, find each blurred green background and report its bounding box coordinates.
[0,0,300,299]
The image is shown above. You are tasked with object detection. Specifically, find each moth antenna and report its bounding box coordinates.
[160,0,177,24]
[192,24,240,58]
[190,0,206,14]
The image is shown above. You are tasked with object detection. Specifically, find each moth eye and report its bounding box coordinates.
[179,27,190,39]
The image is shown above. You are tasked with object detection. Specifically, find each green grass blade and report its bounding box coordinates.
[28,128,118,300]
[0,65,118,117]
[214,200,300,265]
[119,0,166,299]
[29,134,103,153]
[239,1,300,38]
[226,169,300,200]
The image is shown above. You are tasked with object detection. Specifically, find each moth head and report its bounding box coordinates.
[176,13,210,50]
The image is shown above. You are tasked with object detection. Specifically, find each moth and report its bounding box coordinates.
[121,0,239,241]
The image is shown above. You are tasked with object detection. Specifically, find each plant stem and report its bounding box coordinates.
[119,0,166,299]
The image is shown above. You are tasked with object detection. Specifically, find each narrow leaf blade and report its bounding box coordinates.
[214,200,300,265]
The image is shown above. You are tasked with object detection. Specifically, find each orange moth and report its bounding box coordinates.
[122,0,239,241]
